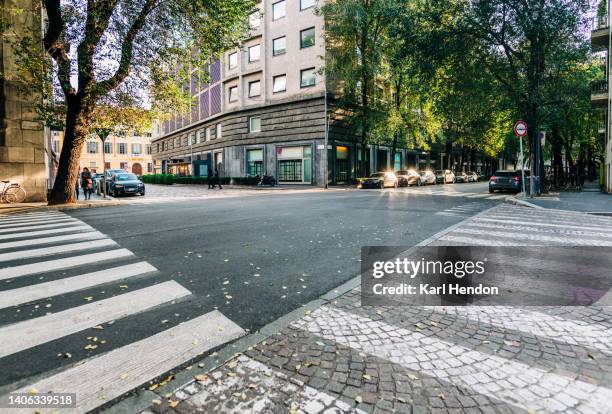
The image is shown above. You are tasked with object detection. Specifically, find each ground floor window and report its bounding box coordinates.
[278,160,302,182]
[247,148,263,176]
[336,146,350,183]
[394,152,402,171]
[277,145,312,183]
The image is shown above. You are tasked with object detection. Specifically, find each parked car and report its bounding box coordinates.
[96,169,128,195]
[435,170,455,184]
[419,170,437,185]
[108,173,145,197]
[360,172,399,189]
[455,171,469,183]
[467,171,479,182]
[395,170,422,187]
[489,170,529,193]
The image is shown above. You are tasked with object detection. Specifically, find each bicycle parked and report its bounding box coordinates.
[0,181,27,203]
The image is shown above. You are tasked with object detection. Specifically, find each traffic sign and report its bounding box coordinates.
[514,120,528,137]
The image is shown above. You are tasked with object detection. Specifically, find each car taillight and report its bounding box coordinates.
[490,176,496,181]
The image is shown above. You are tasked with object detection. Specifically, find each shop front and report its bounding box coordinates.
[276,145,312,184]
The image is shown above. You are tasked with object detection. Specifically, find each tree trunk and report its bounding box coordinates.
[48,102,90,205]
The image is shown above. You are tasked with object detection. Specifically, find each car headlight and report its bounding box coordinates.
[115,184,123,188]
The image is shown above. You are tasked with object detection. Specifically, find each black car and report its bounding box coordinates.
[97,169,128,195]
[108,173,145,197]
[489,170,529,193]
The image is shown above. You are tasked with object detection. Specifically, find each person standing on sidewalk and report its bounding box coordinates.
[208,167,214,190]
[81,167,93,200]
[214,164,222,190]
[75,175,80,200]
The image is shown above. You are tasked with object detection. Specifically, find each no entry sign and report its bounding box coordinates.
[514,120,528,137]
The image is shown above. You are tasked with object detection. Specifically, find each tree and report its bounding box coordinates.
[7,0,255,204]
[320,0,401,175]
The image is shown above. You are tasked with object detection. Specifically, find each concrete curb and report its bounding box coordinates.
[0,199,123,216]
[100,204,503,414]
[503,193,543,209]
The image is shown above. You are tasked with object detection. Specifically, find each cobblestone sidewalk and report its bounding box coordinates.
[142,205,612,414]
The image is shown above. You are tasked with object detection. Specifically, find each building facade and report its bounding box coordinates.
[0,0,47,201]
[592,5,612,193]
[151,0,505,184]
[51,130,154,176]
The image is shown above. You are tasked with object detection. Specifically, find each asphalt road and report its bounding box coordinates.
[0,182,499,389]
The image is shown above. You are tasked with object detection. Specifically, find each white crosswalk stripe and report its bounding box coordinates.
[7,311,244,414]
[0,262,157,309]
[0,238,116,263]
[0,211,245,412]
[0,281,191,358]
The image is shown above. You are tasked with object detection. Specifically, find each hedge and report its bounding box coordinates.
[140,174,260,186]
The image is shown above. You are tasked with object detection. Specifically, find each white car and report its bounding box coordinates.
[467,171,479,182]
[436,170,455,184]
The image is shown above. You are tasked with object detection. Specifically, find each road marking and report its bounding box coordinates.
[294,306,612,413]
[6,310,244,414]
[0,281,191,358]
[486,194,508,200]
[0,238,117,263]
[0,262,157,309]
[0,224,92,241]
[476,217,611,232]
[466,193,492,198]
[0,231,105,250]
[0,213,66,224]
[0,221,90,234]
[0,218,78,229]
[0,249,133,280]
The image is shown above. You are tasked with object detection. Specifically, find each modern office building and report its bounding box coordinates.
[51,130,154,177]
[0,0,48,201]
[592,4,612,193]
[151,0,505,184]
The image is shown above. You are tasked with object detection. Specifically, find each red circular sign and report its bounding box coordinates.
[514,120,528,137]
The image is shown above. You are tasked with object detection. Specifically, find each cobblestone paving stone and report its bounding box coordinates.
[142,205,612,413]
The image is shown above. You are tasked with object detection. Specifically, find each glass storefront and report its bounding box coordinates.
[247,148,263,176]
[394,152,402,171]
[277,145,312,183]
[336,146,350,183]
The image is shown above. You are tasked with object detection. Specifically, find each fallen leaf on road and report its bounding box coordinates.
[151,399,162,405]
[194,374,208,382]
[438,393,445,400]
[83,297,93,301]
[168,399,179,408]
[28,388,38,395]
[119,373,128,380]
[228,361,237,369]
[408,374,418,380]
[93,325,104,330]
[355,396,363,404]
[227,372,236,377]
[363,374,371,380]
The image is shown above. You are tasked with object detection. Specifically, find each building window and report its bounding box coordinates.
[156,143,160,152]
[188,133,194,146]
[248,80,261,98]
[272,0,286,20]
[216,124,222,139]
[175,137,181,147]
[248,44,260,62]
[247,148,263,176]
[133,132,141,138]
[147,162,153,173]
[89,161,97,170]
[146,144,152,154]
[118,142,127,154]
[228,85,238,102]
[273,36,286,56]
[104,141,113,154]
[87,141,98,154]
[249,116,262,133]
[273,74,287,93]
[300,0,316,10]
[249,11,260,28]
[131,143,142,155]
[120,162,128,170]
[300,67,316,88]
[205,128,211,141]
[52,140,60,153]
[195,131,201,144]
[228,52,238,69]
[300,27,315,49]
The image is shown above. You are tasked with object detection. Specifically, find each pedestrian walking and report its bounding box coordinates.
[81,167,94,200]
[208,167,214,189]
[75,177,80,200]
[214,164,222,190]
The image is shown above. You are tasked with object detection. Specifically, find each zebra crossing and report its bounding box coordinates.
[155,204,612,414]
[398,185,509,200]
[0,211,245,413]
[435,201,487,218]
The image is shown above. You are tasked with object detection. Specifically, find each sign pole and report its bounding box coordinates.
[519,136,526,199]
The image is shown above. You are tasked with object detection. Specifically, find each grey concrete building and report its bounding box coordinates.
[152,0,338,185]
[0,0,47,201]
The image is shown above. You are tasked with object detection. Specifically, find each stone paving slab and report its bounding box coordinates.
[138,205,612,414]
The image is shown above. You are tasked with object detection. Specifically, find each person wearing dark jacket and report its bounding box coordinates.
[208,168,214,189]
[81,167,93,200]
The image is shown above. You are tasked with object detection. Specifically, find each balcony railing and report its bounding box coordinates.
[592,80,609,94]
[593,15,609,31]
